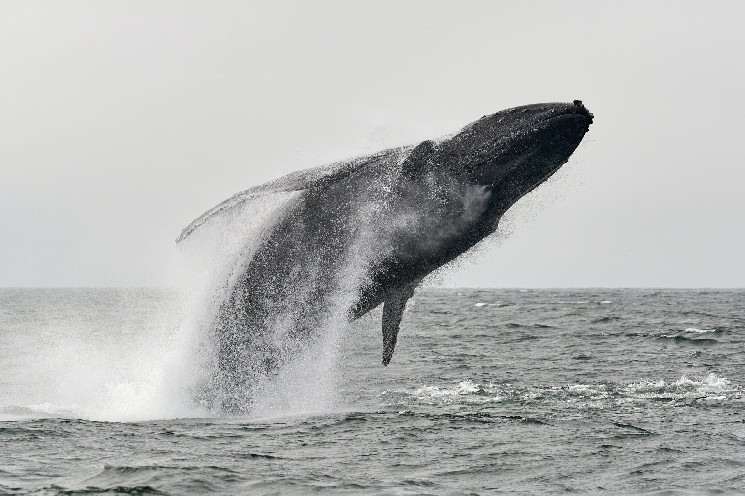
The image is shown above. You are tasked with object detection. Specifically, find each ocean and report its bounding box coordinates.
[1,288,743,494]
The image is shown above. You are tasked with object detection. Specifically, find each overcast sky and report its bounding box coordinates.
[1,1,743,287]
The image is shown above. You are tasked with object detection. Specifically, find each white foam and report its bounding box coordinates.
[683,327,716,333]
[409,380,494,404]
[567,384,594,392]
[624,373,737,402]
[673,373,732,392]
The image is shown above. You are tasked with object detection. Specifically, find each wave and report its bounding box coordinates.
[656,334,719,346]
[622,373,736,402]
[591,316,622,324]
[505,322,555,329]
[380,373,740,410]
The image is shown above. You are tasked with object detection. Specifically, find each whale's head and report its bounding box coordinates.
[435,101,592,211]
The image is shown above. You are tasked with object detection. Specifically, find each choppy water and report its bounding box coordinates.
[1,288,744,494]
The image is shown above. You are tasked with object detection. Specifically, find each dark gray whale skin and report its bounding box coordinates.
[179,101,593,412]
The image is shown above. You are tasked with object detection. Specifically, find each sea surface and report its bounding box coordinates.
[1,288,744,494]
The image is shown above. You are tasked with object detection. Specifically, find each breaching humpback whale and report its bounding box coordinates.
[179,101,593,412]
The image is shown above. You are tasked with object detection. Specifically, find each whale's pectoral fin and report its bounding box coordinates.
[381,282,419,366]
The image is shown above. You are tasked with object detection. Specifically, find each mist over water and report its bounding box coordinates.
[0,288,188,422]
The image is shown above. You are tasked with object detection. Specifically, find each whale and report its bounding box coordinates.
[178,100,593,412]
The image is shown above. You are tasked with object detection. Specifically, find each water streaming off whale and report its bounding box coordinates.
[180,188,360,416]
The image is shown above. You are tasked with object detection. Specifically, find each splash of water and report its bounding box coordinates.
[0,288,199,422]
[2,158,490,421]
[0,192,313,422]
[179,160,492,416]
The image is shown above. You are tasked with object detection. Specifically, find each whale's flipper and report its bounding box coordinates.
[177,147,409,242]
[381,281,419,365]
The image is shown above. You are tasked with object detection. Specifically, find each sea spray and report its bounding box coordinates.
[176,191,304,415]
[247,200,396,417]
[0,288,192,421]
[179,162,430,416]
[46,192,305,421]
[5,191,313,422]
[214,191,398,416]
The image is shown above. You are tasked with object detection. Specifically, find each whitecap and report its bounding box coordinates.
[674,373,732,392]
[567,384,591,391]
[416,380,479,397]
[624,373,737,402]
[456,380,480,394]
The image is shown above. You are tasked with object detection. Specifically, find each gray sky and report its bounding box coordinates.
[1,1,743,287]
